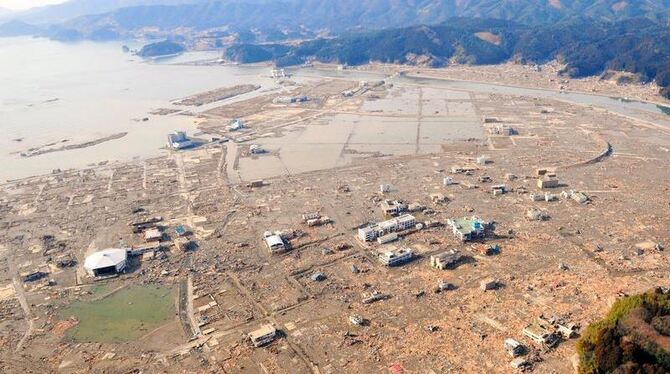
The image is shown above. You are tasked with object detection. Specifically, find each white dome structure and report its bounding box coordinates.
[84,248,127,277]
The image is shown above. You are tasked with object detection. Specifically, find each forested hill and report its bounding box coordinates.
[2,1,670,98]
[225,18,670,99]
[36,0,670,34]
[137,40,185,57]
[3,0,670,42]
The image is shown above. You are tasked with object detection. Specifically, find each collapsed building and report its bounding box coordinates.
[537,174,560,189]
[480,278,500,291]
[562,190,590,204]
[273,95,309,104]
[301,212,331,226]
[430,251,468,270]
[522,321,559,348]
[487,123,517,135]
[380,200,408,216]
[264,231,288,253]
[228,119,245,131]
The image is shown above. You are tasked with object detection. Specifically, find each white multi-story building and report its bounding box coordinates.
[357,214,416,242]
[358,225,380,242]
[396,214,416,230]
[167,131,193,150]
[379,247,413,266]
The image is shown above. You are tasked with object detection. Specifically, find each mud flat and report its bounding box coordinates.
[150,108,182,115]
[174,84,260,106]
[18,132,128,158]
[228,84,483,182]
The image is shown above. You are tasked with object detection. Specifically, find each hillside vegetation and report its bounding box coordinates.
[3,0,670,41]
[577,288,670,373]
[224,18,670,99]
[2,1,670,98]
[137,40,184,57]
[53,0,670,32]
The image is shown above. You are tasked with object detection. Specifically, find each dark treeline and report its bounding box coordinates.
[225,18,670,98]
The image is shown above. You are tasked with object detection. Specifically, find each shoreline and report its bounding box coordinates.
[17,132,128,158]
[3,62,670,184]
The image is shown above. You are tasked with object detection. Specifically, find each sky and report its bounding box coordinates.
[0,0,67,10]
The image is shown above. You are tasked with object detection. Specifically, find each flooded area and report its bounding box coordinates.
[2,38,670,182]
[0,37,277,180]
[58,285,175,343]
[395,74,670,125]
[299,67,670,123]
[231,85,483,182]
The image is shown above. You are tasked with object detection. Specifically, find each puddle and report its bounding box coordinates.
[58,284,175,342]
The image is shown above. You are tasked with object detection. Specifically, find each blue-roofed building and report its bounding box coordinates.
[446,216,489,241]
[175,225,187,237]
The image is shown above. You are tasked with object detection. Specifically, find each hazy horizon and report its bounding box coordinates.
[0,0,67,11]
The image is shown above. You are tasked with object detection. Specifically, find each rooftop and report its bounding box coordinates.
[84,248,127,270]
[265,234,284,247]
[450,217,485,235]
[248,324,276,340]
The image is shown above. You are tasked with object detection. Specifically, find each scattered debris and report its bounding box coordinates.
[505,338,526,357]
[480,278,500,291]
[310,272,327,282]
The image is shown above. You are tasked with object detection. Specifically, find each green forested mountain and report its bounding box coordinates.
[137,39,185,57]
[3,1,670,98]
[225,17,670,98]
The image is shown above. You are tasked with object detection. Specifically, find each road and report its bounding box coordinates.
[8,257,34,352]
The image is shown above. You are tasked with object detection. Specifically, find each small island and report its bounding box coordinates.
[137,40,185,58]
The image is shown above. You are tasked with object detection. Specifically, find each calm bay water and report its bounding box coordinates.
[0,37,274,181]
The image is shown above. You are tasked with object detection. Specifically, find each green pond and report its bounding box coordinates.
[59,284,175,343]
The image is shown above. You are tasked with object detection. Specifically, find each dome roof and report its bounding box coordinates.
[84,248,127,270]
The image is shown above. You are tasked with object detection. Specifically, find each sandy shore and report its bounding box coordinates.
[17,132,128,158]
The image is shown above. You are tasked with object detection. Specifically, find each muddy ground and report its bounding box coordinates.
[0,69,669,373]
